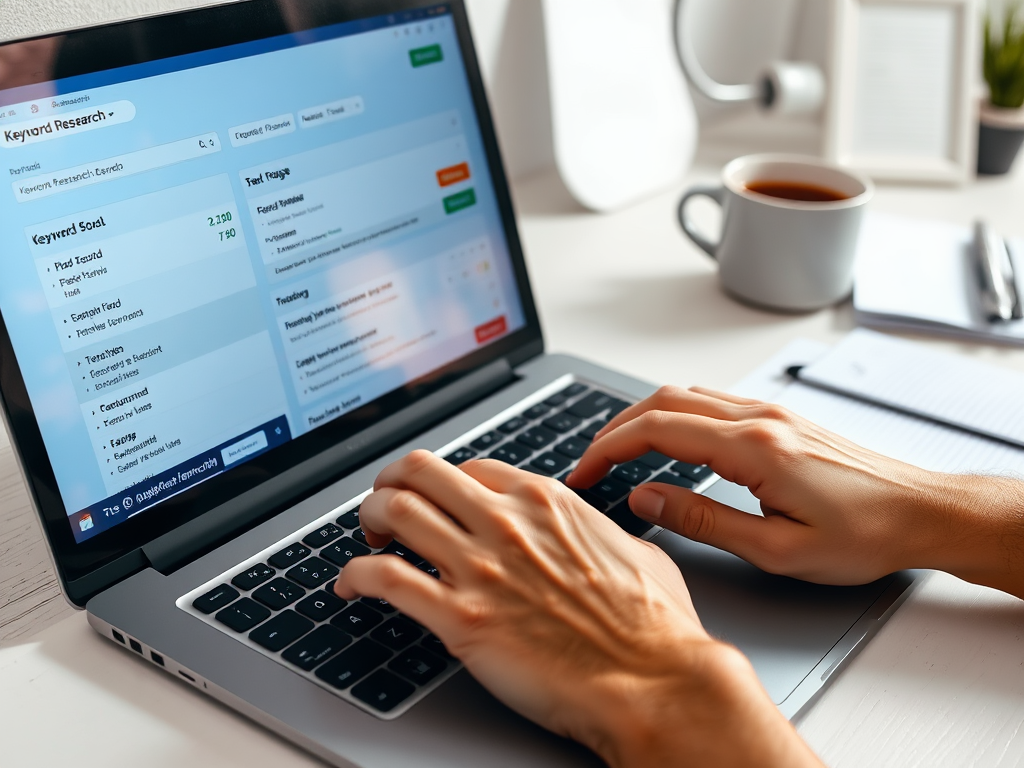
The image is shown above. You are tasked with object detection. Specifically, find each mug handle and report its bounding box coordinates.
[677,185,725,259]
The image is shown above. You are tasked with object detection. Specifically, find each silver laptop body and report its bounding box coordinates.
[0,2,915,765]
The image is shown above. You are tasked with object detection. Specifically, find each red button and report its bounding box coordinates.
[474,316,507,344]
[436,162,471,187]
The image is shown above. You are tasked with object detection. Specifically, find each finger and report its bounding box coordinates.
[592,386,746,442]
[687,386,762,406]
[569,411,733,488]
[335,554,460,637]
[359,487,473,575]
[628,484,813,575]
[373,450,497,534]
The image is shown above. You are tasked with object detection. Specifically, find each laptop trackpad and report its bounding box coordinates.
[651,480,891,705]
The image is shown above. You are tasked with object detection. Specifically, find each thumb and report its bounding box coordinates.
[629,484,799,572]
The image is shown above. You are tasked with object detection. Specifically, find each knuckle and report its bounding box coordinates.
[638,409,669,432]
[374,555,409,591]
[654,384,685,405]
[454,598,494,631]
[386,489,422,524]
[680,501,716,541]
[464,553,504,584]
[401,449,435,475]
[756,403,792,423]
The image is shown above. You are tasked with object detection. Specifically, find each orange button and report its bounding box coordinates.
[474,315,507,344]
[436,162,471,187]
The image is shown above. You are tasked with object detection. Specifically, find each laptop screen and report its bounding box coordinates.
[0,2,531,551]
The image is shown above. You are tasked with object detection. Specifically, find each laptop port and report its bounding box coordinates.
[129,638,143,654]
[150,652,165,667]
[111,629,125,644]
[178,670,196,683]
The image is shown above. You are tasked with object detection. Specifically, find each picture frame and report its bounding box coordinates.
[824,0,979,184]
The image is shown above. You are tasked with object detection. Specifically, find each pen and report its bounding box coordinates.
[973,220,1023,322]
[784,364,1024,450]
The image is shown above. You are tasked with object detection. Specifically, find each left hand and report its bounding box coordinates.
[334,450,820,768]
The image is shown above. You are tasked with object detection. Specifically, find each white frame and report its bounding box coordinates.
[824,0,979,184]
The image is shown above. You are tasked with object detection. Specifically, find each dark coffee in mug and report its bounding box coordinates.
[744,180,848,202]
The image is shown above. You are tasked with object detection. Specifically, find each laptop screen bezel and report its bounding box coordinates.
[0,0,543,591]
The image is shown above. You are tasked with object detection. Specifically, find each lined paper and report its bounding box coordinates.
[798,329,1024,449]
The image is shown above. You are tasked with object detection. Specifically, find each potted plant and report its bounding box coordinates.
[979,0,1024,175]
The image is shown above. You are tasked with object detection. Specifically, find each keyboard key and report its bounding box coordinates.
[470,431,502,450]
[335,508,361,529]
[579,420,609,440]
[607,400,629,417]
[530,452,572,475]
[282,625,351,671]
[444,447,477,465]
[611,461,653,486]
[649,471,697,489]
[315,639,392,690]
[231,563,275,591]
[522,403,551,419]
[215,597,270,633]
[192,584,239,614]
[416,561,440,579]
[421,633,455,659]
[561,383,588,397]
[352,669,416,712]
[361,596,398,615]
[590,476,632,503]
[671,462,715,483]
[303,523,343,549]
[252,577,305,610]
[543,392,569,407]
[567,391,618,418]
[249,610,314,652]
[382,541,423,564]
[371,616,423,651]
[389,646,448,686]
[607,500,655,538]
[351,528,370,546]
[490,443,532,465]
[542,412,582,434]
[574,489,609,512]
[296,590,346,622]
[554,436,589,460]
[497,416,528,434]
[268,543,311,570]
[332,602,385,636]
[516,426,557,449]
[286,557,339,589]
[636,451,673,470]
[321,539,371,567]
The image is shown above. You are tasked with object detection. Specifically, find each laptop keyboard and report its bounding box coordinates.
[178,380,716,719]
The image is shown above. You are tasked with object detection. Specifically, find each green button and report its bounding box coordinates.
[443,188,476,214]
[409,44,443,68]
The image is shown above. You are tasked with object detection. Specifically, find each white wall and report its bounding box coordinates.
[0,0,816,179]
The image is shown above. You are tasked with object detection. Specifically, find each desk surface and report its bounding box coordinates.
[3,151,1024,766]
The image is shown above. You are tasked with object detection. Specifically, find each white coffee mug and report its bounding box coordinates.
[678,154,874,311]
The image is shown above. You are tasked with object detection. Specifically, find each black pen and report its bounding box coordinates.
[785,364,1024,450]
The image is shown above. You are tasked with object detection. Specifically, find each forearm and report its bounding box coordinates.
[594,643,823,768]
[904,472,1024,600]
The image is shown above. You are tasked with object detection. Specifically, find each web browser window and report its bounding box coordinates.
[0,5,525,542]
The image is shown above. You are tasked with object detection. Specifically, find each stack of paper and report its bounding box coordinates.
[853,212,1024,346]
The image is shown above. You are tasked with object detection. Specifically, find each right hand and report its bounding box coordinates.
[567,386,963,586]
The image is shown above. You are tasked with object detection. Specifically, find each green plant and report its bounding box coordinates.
[984,1,1024,108]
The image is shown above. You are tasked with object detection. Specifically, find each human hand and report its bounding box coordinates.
[335,450,820,768]
[568,386,958,586]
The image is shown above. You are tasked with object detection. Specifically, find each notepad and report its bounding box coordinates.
[773,329,1024,476]
[853,212,1024,346]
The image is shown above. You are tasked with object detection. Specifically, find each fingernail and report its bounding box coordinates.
[630,487,665,521]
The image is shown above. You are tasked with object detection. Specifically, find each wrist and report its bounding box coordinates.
[906,472,1024,597]
[586,640,821,768]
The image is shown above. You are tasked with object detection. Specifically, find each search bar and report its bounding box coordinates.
[12,132,221,203]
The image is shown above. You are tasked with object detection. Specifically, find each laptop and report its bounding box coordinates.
[0,1,916,764]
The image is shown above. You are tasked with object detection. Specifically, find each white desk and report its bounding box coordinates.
[3,150,1024,766]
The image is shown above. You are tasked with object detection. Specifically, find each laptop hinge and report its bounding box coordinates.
[141,358,517,575]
